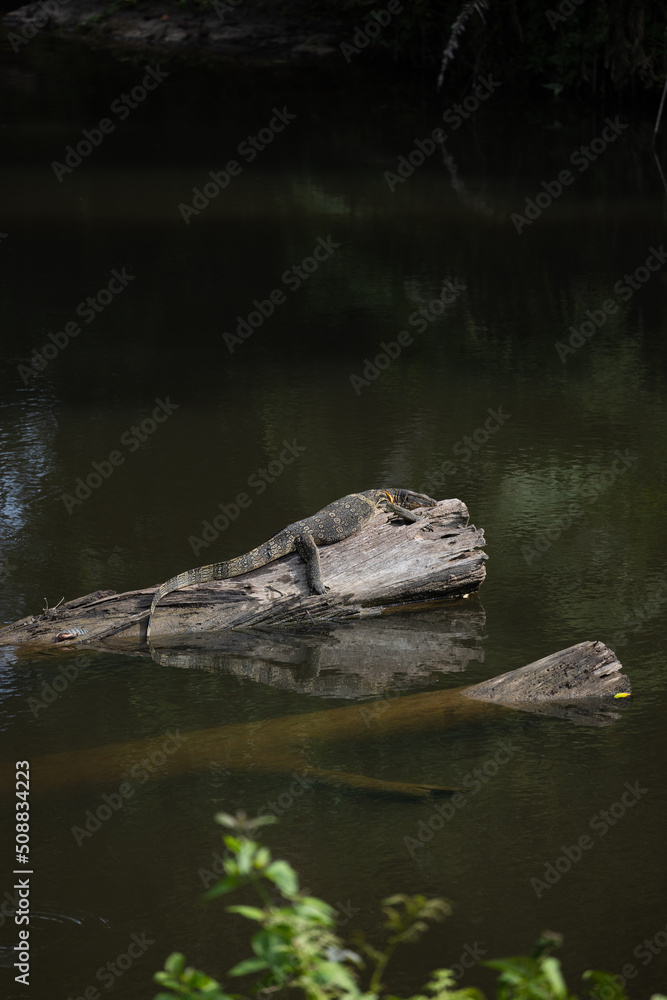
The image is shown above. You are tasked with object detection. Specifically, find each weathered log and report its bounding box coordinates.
[5,641,630,802]
[0,499,486,646]
[465,639,625,703]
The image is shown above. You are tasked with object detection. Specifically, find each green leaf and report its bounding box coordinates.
[163,952,186,976]
[424,968,458,992]
[265,859,299,896]
[311,960,359,990]
[235,839,257,875]
[254,846,271,869]
[484,957,532,977]
[228,956,270,977]
[300,894,335,912]
[227,905,267,922]
[251,928,291,961]
[292,897,336,924]
[203,875,241,901]
[215,811,239,829]
[359,940,384,964]
[245,814,278,832]
[541,956,567,999]
[584,970,627,1000]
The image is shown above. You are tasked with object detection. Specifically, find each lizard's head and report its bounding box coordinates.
[383,488,438,509]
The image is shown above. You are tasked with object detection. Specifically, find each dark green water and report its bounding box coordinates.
[1,36,667,1000]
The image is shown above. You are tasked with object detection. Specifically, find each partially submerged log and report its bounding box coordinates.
[0,499,486,646]
[5,641,630,802]
[466,639,624,703]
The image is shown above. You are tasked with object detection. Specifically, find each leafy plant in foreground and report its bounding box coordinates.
[153,812,666,1000]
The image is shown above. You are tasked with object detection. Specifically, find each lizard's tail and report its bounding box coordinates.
[147,564,222,639]
[146,539,286,639]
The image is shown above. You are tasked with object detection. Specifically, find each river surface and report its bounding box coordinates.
[1,34,667,1000]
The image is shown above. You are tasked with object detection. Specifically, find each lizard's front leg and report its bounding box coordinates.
[294,532,327,594]
[384,501,426,523]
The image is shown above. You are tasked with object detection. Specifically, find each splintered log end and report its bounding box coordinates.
[463,640,631,705]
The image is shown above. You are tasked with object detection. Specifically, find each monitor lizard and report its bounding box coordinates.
[147,488,437,637]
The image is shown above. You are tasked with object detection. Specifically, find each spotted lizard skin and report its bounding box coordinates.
[146,488,436,637]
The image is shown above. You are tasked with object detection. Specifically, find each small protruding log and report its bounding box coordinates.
[0,641,630,802]
[465,640,627,703]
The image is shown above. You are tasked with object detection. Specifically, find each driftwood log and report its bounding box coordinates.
[5,641,631,802]
[0,499,486,646]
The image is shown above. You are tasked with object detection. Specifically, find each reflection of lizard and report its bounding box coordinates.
[147,488,436,637]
